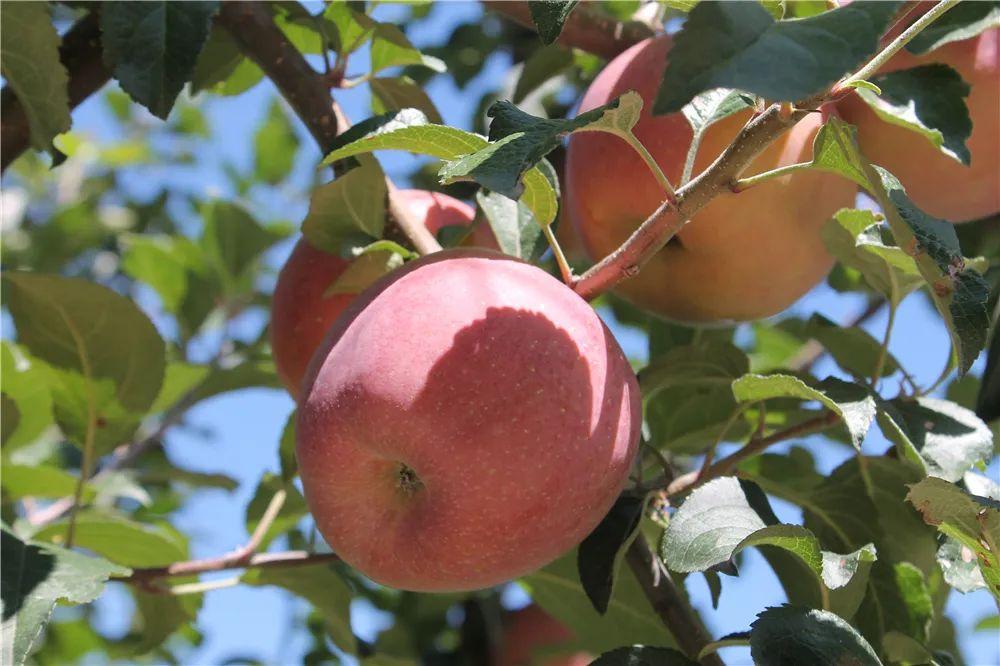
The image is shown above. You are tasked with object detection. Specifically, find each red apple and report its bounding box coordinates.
[297,250,640,591]
[495,605,591,666]
[566,36,857,323]
[270,189,478,399]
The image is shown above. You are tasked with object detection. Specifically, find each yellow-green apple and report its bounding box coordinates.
[566,36,857,322]
[837,27,999,222]
[270,190,479,400]
[495,605,591,666]
[297,249,640,591]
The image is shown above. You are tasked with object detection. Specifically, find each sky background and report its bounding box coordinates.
[9,2,997,664]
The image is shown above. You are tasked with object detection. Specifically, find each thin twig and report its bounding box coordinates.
[119,551,342,585]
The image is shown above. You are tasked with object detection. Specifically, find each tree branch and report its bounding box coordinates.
[482,1,654,60]
[0,9,111,172]
[120,551,342,586]
[626,536,723,666]
[570,104,811,301]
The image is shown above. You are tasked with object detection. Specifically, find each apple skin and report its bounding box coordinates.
[566,36,857,323]
[297,249,640,592]
[270,190,477,400]
[837,28,999,223]
[495,605,591,666]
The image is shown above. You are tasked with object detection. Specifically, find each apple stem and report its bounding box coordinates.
[730,161,812,192]
[542,223,575,285]
[836,0,960,93]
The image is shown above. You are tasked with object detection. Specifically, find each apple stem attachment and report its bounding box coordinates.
[396,463,425,495]
[835,0,960,94]
[542,223,575,285]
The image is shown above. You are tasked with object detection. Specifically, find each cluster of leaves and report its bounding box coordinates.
[1,1,999,665]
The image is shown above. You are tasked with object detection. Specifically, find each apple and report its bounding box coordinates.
[566,36,857,323]
[271,189,480,399]
[297,249,640,591]
[837,28,999,222]
[495,605,591,666]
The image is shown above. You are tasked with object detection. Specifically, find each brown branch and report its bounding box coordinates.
[120,551,342,586]
[482,1,654,60]
[570,104,811,301]
[626,536,723,666]
[1,9,111,172]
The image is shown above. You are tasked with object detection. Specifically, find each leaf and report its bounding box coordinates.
[978,309,1000,422]
[857,65,972,165]
[1,527,129,666]
[32,511,187,568]
[0,2,71,152]
[936,537,985,593]
[115,589,201,657]
[200,201,285,294]
[527,1,579,45]
[149,361,211,414]
[244,473,309,551]
[370,77,442,124]
[100,2,220,119]
[325,241,412,296]
[475,191,546,261]
[324,3,375,56]
[301,158,388,253]
[681,88,755,134]
[590,646,697,666]
[749,606,882,666]
[822,208,925,305]
[190,25,244,92]
[0,343,53,452]
[439,93,642,200]
[906,1,1000,54]
[369,22,445,75]
[806,118,872,190]
[641,341,749,395]
[513,44,575,104]
[3,273,165,414]
[577,495,645,614]
[279,411,297,483]
[320,109,558,226]
[244,562,356,654]
[653,1,900,114]
[186,361,281,404]
[0,464,94,502]
[855,561,933,646]
[804,314,899,379]
[120,234,199,314]
[975,615,1000,632]
[877,397,993,482]
[254,98,299,184]
[520,551,676,654]
[731,374,875,448]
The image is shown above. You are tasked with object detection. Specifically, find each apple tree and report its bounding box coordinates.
[1,1,998,665]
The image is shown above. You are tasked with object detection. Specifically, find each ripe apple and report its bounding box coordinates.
[271,189,480,399]
[297,249,640,591]
[566,36,857,323]
[495,605,591,666]
[837,28,999,222]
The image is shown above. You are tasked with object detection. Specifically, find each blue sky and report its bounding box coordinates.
[19,2,997,664]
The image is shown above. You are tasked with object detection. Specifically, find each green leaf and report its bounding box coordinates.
[877,397,993,482]
[149,361,211,414]
[0,2,71,152]
[244,562,356,654]
[474,190,546,261]
[32,511,187,568]
[681,89,755,182]
[731,374,875,448]
[3,273,165,414]
[822,208,925,305]
[115,589,201,657]
[577,495,644,614]
[975,615,1000,632]
[527,1,579,44]
[370,77,442,124]
[121,234,199,314]
[1,527,130,666]
[301,158,388,253]
[855,561,933,646]
[369,22,445,75]
[653,1,900,114]
[749,606,882,666]
[906,1,1000,54]
[513,44,575,104]
[0,463,94,502]
[857,65,972,165]
[320,109,558,226]
[100,1,220,119]
[590,646,697,666]
[520,551,676,654]
[279,411,297,483]
[865,167,991,373]
[187,360,281,403]
[806,118,872,190]
[326,242,411,296]
[907,477,1000,600]
[804,314,899,379]
[190,25,243,92]
[640,341,749,395]
[439,93,642,200]
[324,3,375,56]
[0,342,54,452]
[254,98,299,184]
[245,473,308,551]
[200,201,285,294]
